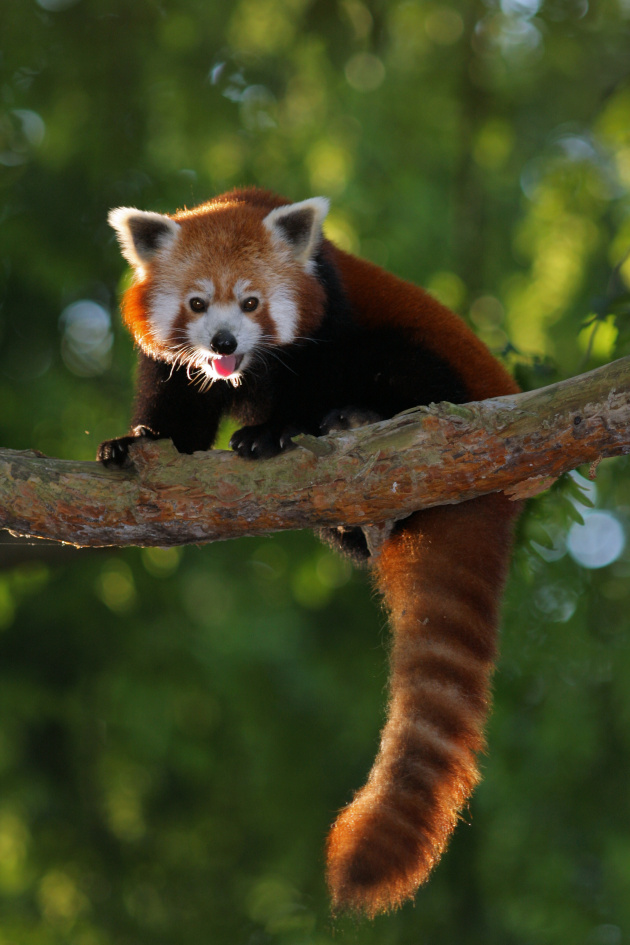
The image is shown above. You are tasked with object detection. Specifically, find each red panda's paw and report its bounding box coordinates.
[96,427,161,467]
[320,406,383,435]
[97,435,139,467]
[229,423,306,460]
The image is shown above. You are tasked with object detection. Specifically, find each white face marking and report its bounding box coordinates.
[186,303,263,387]
[233,278,252,300]
[146,284,264,388]
[149,288,182,344]
[187,302,263,353]
[191,278,215,303]
[268,285,298,343]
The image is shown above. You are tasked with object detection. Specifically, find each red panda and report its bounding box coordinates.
[100,187,520,917]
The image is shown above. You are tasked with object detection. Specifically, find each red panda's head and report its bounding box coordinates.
[108,193,329,387]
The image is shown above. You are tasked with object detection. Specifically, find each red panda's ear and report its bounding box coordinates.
[108,207,180,273]
[262,197,329,266]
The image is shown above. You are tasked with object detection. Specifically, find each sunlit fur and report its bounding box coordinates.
[327,493,516,916]
[114,196,326,379]
[106,187,520,918]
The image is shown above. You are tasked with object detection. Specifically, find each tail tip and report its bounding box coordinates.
[326,821,433,918]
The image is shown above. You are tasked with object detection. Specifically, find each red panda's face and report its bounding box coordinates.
[109,197,329,388]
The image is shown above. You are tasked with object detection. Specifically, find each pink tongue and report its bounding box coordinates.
[213,355,237,378]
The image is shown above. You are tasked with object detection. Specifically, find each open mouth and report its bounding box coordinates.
[210,353,244,379]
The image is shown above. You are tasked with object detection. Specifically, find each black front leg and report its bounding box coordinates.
[97,353,231,467]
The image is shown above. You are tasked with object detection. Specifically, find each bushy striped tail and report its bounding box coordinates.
[326,494,518,916]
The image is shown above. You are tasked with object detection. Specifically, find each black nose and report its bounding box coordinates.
[210,330,237,355]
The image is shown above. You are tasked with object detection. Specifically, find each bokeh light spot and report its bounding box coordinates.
[36,0,81,10]
[60,300,113,377]
[567,511,625,569]
[345,53,386,92]
[427,271,466,311]
[425,7,464,44]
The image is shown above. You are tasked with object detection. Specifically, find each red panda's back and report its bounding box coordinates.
[330,245,520,402]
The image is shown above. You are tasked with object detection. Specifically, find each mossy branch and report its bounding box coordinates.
[1,358,629,549]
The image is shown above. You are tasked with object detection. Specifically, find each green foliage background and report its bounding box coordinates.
[1,1,630,942]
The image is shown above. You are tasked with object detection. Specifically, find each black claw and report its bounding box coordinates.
[230,423,303,460]
[97,427,164,467]
[96,435,138,467]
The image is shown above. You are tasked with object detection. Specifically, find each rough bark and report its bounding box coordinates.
[1,358,629,549]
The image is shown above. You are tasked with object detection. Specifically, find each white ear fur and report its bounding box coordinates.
[262,197,329,266]
[108,207,180,272]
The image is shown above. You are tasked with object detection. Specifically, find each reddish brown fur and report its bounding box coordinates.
[326,495,518,916]
[319,245,520,916]
[121,282,155,355]
[115,188,520,916]
[331,247,520,401]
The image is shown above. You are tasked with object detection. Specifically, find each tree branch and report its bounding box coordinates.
[2,357,629,549]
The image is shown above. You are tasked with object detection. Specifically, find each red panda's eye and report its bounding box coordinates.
[189,297,207,313]
[241,297,259,313]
